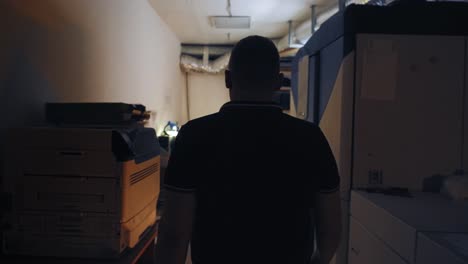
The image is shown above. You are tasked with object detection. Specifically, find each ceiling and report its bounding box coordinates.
[149,0,336,45]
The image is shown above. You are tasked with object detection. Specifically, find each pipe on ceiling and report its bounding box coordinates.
[276,4,339,52]
[181,45,233,56]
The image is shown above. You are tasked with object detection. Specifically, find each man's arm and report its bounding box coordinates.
[314,190,342,264]
[154,189,196,264]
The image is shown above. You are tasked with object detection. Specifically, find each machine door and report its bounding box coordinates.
[464,37,468,172]
[297,55,310,120]
[307,54,319,123]
[353,34,465,190]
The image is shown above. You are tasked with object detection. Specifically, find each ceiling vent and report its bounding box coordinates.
[211,16,251,29]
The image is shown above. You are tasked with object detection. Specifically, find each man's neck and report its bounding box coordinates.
[230,90,274,102]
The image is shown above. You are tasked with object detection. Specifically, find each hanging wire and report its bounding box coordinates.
[226,0,232,16]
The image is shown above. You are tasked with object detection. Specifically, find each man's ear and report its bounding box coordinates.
[274,72,284,91]
[225,70,232,89]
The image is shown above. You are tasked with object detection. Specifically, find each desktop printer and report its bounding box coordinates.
[3,125,160,259]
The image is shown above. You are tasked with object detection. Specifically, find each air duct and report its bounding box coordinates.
[180,44,233,74]
[180,52,231,74]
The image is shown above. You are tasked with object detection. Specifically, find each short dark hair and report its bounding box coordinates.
[228,35,280,90]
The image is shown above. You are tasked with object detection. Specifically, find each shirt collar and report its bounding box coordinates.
[220,101,283,112]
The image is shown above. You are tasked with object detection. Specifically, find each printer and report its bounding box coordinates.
[2,104,161,259]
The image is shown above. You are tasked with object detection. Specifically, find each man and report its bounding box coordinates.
[155,36,341,264]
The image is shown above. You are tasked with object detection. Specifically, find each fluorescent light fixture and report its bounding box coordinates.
[211,16,251,29]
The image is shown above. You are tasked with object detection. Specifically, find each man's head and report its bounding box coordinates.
[225,35,283,101]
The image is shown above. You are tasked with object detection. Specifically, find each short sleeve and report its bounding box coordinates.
[314,127,340,193]
[163,125,197,192]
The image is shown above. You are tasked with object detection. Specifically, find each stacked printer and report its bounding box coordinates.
[2,103,161,259]
[291,2,468,264]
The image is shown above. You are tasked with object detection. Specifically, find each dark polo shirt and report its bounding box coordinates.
[165,101,340,264]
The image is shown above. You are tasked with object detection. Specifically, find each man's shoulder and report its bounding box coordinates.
[180,113,221,133]
[278,114,327,146]
[280,113,320,132]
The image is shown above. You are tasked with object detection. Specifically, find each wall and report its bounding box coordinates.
[0,0,187,133]
[186,71,297,120]
[0,0,187,178]
[187,73,230,120]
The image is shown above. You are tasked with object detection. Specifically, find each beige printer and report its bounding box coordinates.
[2,126,161,259]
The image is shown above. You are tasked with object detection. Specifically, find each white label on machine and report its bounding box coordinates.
[361,39,398,101]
